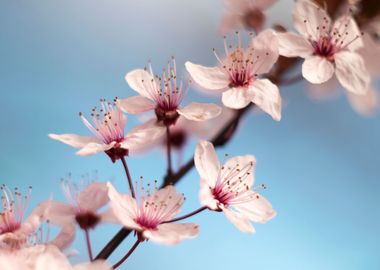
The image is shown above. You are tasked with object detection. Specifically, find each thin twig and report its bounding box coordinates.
[161,206,208,224]
[113,238,141,269]
[166,125,173,176]
[121,156,136,198]
[84,229,93,261]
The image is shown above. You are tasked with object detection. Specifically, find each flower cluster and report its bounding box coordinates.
[1,0,379,269]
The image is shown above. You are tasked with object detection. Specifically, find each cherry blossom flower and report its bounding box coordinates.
[185,30,282,121]
[194,141,276,233]
[277,0,370,95]
[117,59,221,127]
[49,99,164,162]
[0,244,111,270]
[0,185,74,250]
[107,182,199,245]
[45,181,114,231]
[220,0,277,34]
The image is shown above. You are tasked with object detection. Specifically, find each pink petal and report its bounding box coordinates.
[222,87,255,109]
[277,32,313,58]
[302,56,335,84]
[347,86,379,116]
[332,16,363,51]
[48,222,76,250]
[122,119,166,154]
[73,261,112,270]
[177,102,222,121]
[48,134,100,149]
[335,51,370,95]
[221,206,255,233]
[250,79,282,121]
[251,29,279,74]
[223,155,256,188]
[199,179,218,210]
[145,185,184,221]
[125,69,156,99]
[143,223,199,245]
[307,76,339,100]
[359,34,380,74]
[185,62,229,91]
[116,96,155,114]
[234,191,276,223]
[35,245,72,270]
[77,182,109,212]
[194,140,220,188]
[107,183,141,230]
[293,0,331,40]
[76,142,115,156]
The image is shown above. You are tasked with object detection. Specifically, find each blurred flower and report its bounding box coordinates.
[277,0,370,95]
[220,0,277,34]
[194,141,276,233]
[0,244,111,270]
[186,30,281,121]
[49,99,164,162]
[0,185,74,251]
[117,58,221,127]
[107,182,199,245]
[45,181,115,232]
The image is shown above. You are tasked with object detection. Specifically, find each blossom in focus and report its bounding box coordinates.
[185,30,282,121]
[277,0,370,95]
[220,0,277,34]
[45,181,115,233]
[194,141,276,233]
[49,99,165,162]
[0,185,74,250]
[117,58,221,127]
[0,244,111,270]
[107,182,199,244]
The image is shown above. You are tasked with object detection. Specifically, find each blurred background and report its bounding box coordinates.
[1,0,379,269]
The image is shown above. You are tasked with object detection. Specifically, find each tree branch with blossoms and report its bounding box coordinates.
[2,0,380,269]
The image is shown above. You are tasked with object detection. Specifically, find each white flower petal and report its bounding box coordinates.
[48,134,100,149]
[332,16,363,51]
[76,142,114,156]
[107,183,141,231]
[177,102,222,121]
[293,0,331,40]
[185,62,229,90]
[143,223,199,245]
[77,182,109,212]
[251,29,279,74]
[74,261,112,270]
[302,56,335,84]
[277,32,313,58]
[335,51,370,95]
[199,178,218,210]
[250,79,282,121]
[223,155,256,188]
[125,69,156,99]
[116,96,155,114]
[194,140,220,187]
[234,191,276,223]
[221,206,255,233]
[222,87,255,109]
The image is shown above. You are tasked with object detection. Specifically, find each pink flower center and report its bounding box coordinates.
[211,159,257,208]
[312,36,337,60]
[0,185,31,235]
[80,99,127,145]
[75,211,100,230]
[167,129,187,149]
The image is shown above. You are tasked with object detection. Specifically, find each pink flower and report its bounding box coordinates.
[0,244,111,270]
[49,99,164,162]
[220,0,277,34]
[277,0,370,94]
[46,182,114,231]
[0,185,74,250]
[107,182,199,245]
[185,30,281,121]
[194,141,276,233]
[117,59,221,126]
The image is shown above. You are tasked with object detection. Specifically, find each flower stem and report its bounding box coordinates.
[113,238,141,269]
[84,229,93,261]
[166,125,173,177]
[162,206,208,223]
[121,156,136,198]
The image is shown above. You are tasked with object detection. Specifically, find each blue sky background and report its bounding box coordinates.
[1,1,379,269]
